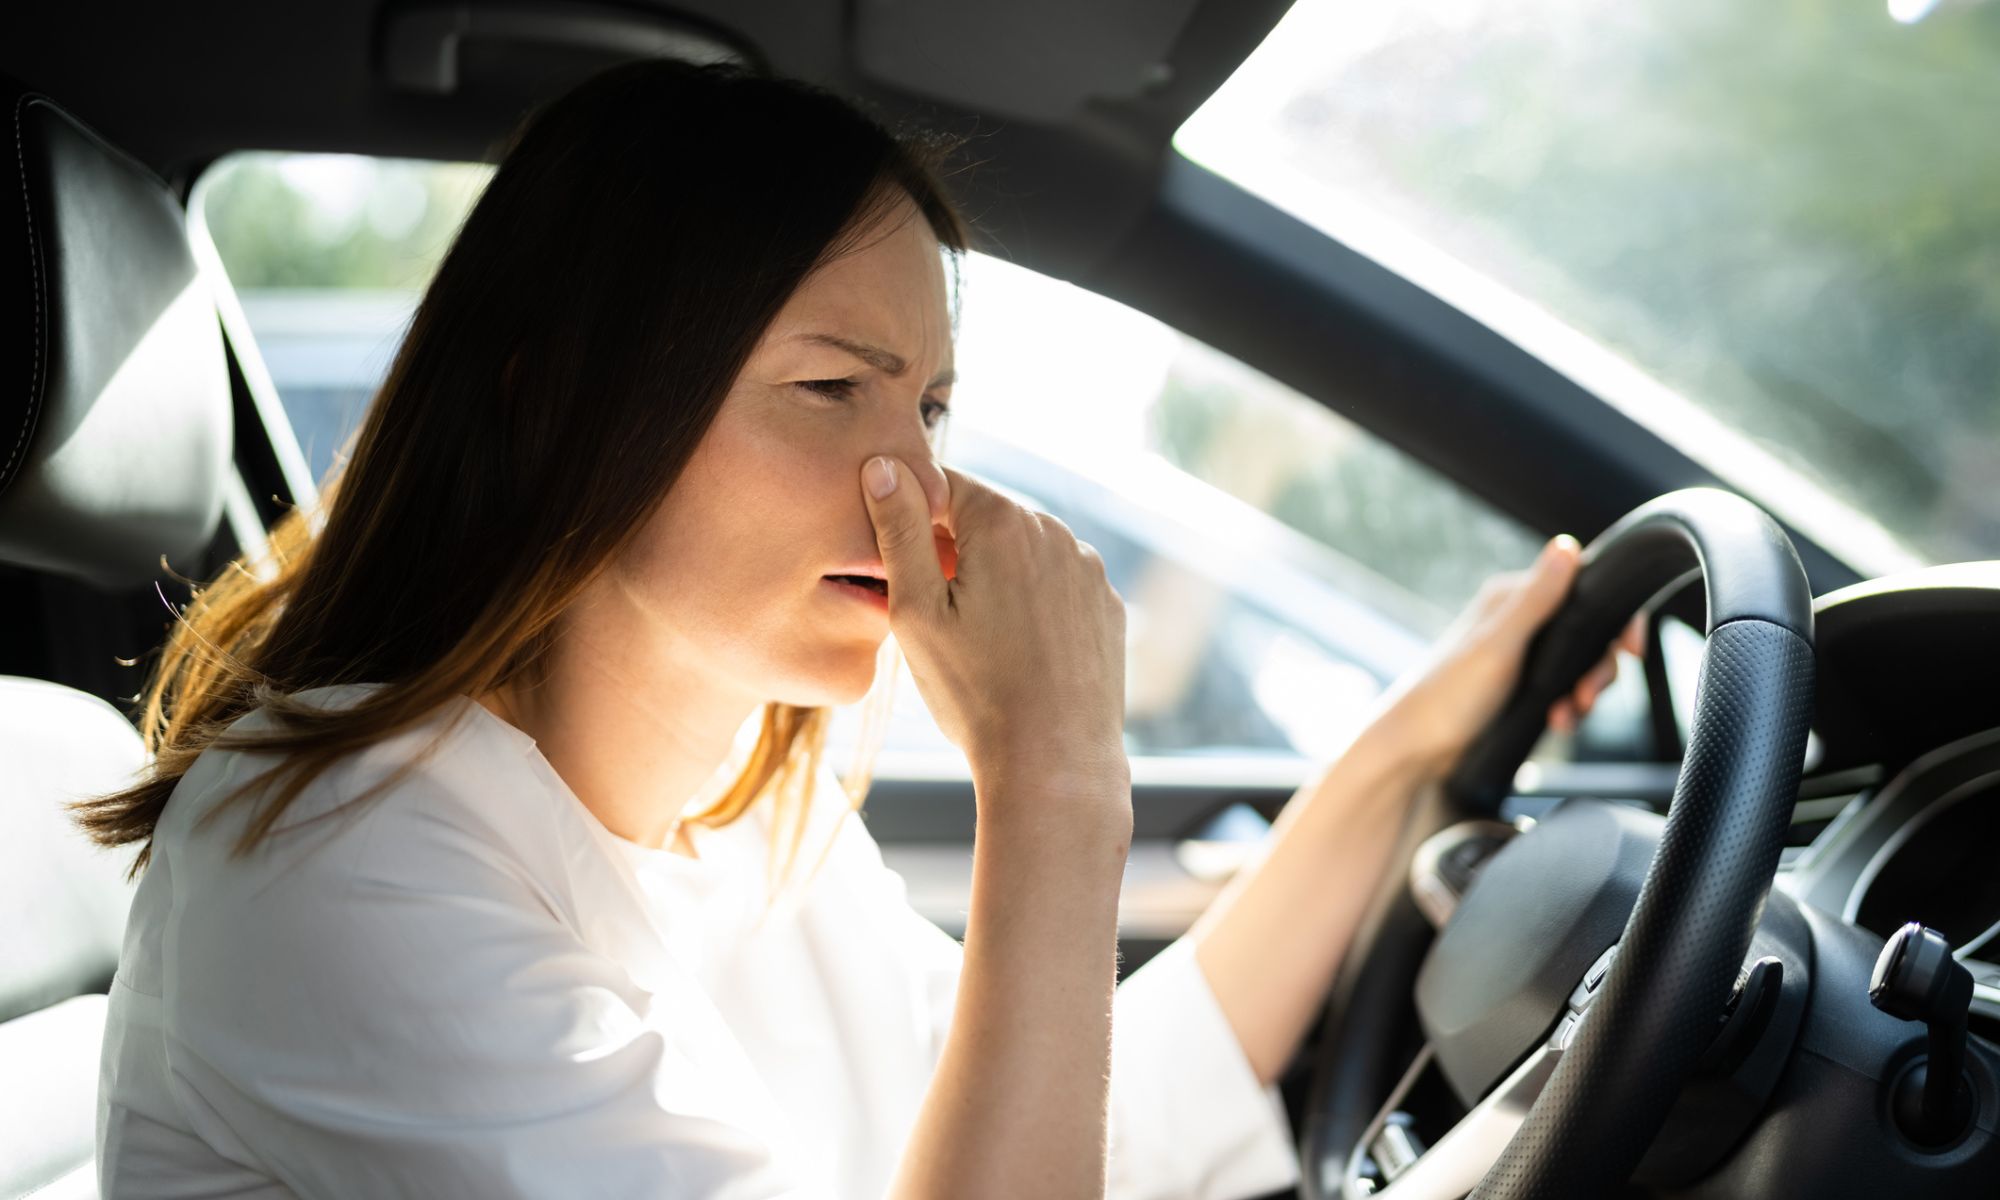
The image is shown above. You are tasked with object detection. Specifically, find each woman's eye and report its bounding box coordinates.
[797,378,858,400]
[799,379,948,431]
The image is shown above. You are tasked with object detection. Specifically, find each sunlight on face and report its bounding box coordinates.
[606,194,957,709]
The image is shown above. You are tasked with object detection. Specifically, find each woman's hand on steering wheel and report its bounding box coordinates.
[1367,533,1649,783]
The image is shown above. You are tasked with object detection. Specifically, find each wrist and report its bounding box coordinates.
[969,753,1132,840]
[968,737,1130,799]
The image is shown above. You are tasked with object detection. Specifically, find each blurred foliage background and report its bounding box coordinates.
[1193,0,2000,565]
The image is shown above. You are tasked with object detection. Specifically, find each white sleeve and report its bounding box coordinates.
[1106,937,1302,1200]
[829,803,1300,1200]
[163,787,836,1200]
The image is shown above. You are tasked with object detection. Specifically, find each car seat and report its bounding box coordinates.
[0,77,234,1199]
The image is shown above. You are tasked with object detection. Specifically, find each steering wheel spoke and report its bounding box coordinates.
[1344,953,1615,1197]
[1348,1041,1556,1199]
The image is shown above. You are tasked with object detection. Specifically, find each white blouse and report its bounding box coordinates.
[96,683,1300,1198]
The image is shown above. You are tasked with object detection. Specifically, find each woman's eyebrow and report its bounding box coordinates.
[800,332,955,388]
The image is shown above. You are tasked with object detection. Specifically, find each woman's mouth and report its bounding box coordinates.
[824,573,888,596]
[822,573,889,610]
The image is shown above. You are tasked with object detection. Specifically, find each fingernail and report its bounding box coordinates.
[866,457,898,499]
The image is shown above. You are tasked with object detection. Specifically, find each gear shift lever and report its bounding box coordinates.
[1869,922,1976,1146]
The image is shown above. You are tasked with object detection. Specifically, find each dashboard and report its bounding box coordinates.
[1772,563,2000,1042]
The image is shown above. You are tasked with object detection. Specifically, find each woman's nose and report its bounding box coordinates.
[873,421,952,531]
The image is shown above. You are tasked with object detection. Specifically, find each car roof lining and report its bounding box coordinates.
[2,0,1290,282]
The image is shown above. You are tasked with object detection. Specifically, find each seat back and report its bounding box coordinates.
[0,681,145,1199]
[0,77,233,1199]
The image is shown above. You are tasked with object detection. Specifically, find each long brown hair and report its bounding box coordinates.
[73,59,970,884]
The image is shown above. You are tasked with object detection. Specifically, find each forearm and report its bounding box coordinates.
[1188,731,1432,1086]
[1185,533,1631,1087]
[891,775,1131,1200]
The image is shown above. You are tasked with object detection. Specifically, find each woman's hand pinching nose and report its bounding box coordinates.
[862,458,1127,807]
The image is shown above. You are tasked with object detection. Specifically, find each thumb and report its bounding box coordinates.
[1507,533,1582,633]
[862,456,946,615]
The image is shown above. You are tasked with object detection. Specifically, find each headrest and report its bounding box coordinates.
[0,78,231,589]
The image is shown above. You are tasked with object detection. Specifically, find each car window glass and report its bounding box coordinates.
[193,153,490,483]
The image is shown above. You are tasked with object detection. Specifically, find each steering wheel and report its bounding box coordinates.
[1299,487,1817,1198]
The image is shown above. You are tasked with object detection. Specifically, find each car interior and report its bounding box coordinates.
[4,1,1998,1197]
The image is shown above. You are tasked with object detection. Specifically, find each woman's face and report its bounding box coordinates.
[603,194,956,709]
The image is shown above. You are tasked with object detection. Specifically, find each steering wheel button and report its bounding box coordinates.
[1585,944,1619,989]
[1568,944,1620,1010]
[1368,1116,1426,1182]
[1549,1010,1583,1050]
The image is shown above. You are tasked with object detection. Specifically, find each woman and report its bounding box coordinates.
[81,59,1636,1199]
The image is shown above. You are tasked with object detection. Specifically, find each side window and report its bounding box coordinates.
[899,254,1550,768]
[199,152,1605,774]
[193,153,494,484]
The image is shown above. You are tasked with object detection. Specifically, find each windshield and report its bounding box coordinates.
[1178,0,2000,571]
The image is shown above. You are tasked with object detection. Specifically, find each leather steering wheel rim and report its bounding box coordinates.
[1301,487,1818,1198]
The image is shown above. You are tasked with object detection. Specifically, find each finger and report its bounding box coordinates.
[1549,698,1576,733]
[1575,653,1618,709]
[862,456,947,616]
[908,460,956,581]
[934,464,1030,581]
[910,456,952,529]
[936,464,1003,539]
[1504,534,1582,635]
[1619,611,1648,659]
[1567,668,1611,722]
